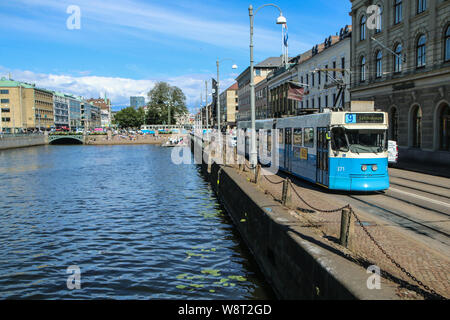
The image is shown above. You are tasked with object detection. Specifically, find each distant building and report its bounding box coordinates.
[0,77,54,132]
[219,82,239,127]
[130,96,146,109]
[236,57,282,121]
[66,94,82,131]
[87,96,112,128]
[53,92,70,129]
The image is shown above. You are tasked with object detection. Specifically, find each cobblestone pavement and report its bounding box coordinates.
[232,161,450,300]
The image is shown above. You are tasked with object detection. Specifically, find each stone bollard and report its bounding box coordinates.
[254,164,261,184]
[281,178,292,207]
[340,208,354,248]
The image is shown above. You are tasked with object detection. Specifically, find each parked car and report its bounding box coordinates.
[388,140,398,166]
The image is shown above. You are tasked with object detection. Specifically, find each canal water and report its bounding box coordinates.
[0,145,274,299]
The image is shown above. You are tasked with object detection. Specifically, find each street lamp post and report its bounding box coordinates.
[249,3,286,169]
[216,59,237,134]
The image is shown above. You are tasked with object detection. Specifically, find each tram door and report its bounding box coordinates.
[284,128,292,171]
[316,127,329,186]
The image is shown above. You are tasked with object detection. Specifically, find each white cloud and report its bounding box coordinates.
[0,67,233,111]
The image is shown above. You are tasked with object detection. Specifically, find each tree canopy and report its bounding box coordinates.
[113,107,145,129]
[146,82,188,125]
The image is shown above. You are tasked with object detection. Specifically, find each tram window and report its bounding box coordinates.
[279,129,284,145]
[345,129,387,153]
[304,128,314,148]
[293,128,303,146]
[331,127,349,152]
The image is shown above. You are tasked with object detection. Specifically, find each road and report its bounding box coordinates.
[330,167,450,257]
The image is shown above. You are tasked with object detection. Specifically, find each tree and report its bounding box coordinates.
[145,82,188,125]
[113,107,144,129]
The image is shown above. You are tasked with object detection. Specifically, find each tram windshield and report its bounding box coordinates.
[332,128,387,154]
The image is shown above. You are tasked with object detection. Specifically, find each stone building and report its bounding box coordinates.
[87,96,112,128]
[350,0,450,165]
[236,57,282,121]
[266,25,352,118]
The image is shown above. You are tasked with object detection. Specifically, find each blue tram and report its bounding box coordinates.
[238,111,389,192]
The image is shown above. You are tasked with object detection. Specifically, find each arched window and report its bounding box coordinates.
[439,103,450,151]
[360,56,366,81]
[445,26,450,62]
[394,0,402,24]
[376,5,383,33]
[417,35,426,67]
[360,16,366,41]
[412,106,422,148]
[394,43,403,73]
[390,107,399,141]
[376,50,383,78]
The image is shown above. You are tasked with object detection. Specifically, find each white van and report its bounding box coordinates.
[388,140,398,166]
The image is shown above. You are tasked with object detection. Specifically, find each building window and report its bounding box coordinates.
[1,108,10,112]
[341,57,345,76]
[255,69,261,76]
[439,103,450,151]
[312,72,315,87]
[325,65,328,82]
[332,61,336,78]
[417,0,427,14]
[445,26,450,62]
[376,5,383,33]
[360,16,366,41]
[0,99,9,104]
[0,90,9,94]
[394,0,402,24]
[318,71,321,85]
[376,50,383,78]
[417,35,426,67]
[306,74,309,85]
[412,106,422,148]
[360,56,366,82]
[394,43,403,73]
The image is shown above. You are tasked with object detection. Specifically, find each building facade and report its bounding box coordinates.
[350,0,450,165]
[87,97,112,128]
[219,82,238,127]
[67,95,82,130]
[53,92,70,129]
[0,78,54,132]
[236,57,282,121]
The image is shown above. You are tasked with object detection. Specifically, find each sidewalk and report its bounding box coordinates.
[394,159,450,178]
[234,162,450,299]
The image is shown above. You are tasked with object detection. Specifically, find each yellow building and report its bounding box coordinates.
[0,78,54,132]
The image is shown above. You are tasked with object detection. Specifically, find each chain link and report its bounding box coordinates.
[286,179,444,299]
[262,174,285,185]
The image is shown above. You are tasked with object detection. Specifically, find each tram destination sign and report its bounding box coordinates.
[345,113,384,124]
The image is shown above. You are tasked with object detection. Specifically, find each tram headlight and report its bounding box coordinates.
[372,164,378,171]
[361,165,367,172]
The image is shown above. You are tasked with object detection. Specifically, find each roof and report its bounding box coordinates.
[226,82,238,91]
[0,78,35,89]
[255,56,283,68]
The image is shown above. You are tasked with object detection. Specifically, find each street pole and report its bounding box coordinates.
[216,59,221,134]
[205,80,209,130]
[248,3,286,169]
[249,4,257,169]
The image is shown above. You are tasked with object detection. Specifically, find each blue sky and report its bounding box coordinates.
[0,0,352,110]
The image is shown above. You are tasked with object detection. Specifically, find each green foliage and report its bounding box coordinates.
[113,107,145,129]
[145,81,188,125]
